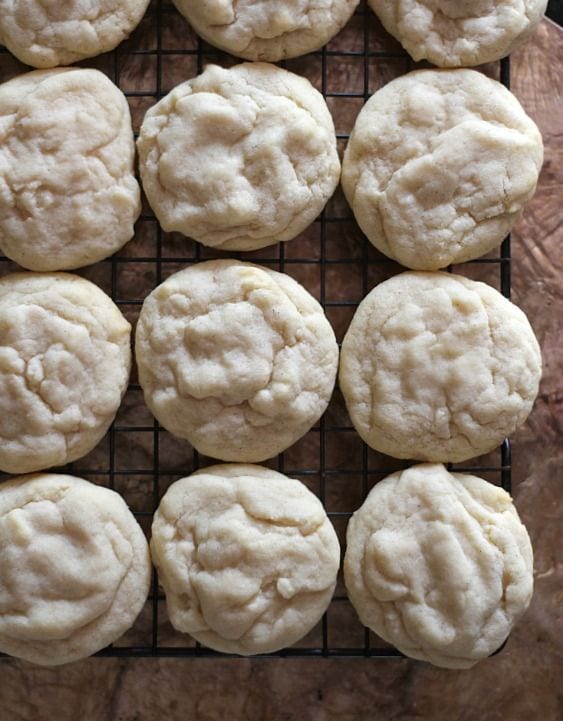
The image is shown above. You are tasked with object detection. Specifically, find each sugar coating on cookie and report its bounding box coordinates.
[151,464,340,654]
[137,63,340,251]
[0,473,151,666]
[172,0,359,61]
[136,260,338,462]
[0,272,131,474]
[344,463,534,668]
[339,271,541,463]
[368,0,547,67]
[0,68,141,271]
[342,69,543,270]
[0,0,151,68]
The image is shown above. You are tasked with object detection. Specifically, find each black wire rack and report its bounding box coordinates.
[0,0,512,659]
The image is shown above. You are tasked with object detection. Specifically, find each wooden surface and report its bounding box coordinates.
[0,17,561,721]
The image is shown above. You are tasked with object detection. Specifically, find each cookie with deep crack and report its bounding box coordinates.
[135,260,339,462]
[151,463,340,654]
[344,463,534,668]
[342,69,543,270]
[0,0,151,68]
[368,0,547,67]
[137,62,340,251]
[171,0,359,61]
[0,68,141,271]
[0,473,151,665]
[339,271,541,462]
[0,272,131,474]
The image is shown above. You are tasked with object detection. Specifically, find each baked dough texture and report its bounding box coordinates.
[137,62,340,251]
[344,463,534,668]
[0,473,151,666]
[367,0,547,67]
[0,68,141,271]
[339,271,541,462]
[171,0,359,61]
[0,272,131,474]
[0,0,151,68]
[136,260,338,462]
[151,464,340,654]
[342,69,543,270]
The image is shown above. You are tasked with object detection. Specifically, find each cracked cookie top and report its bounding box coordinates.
[171,0,359,61]
[0,272,131,474]
[135,260,339,462]
[137,62,340,252]
[339,271,541,463]
[0,473,151,665]
[344,463,534,668]
[0,0,151,67]
[0,68,141,271]
[368,0,547,67]
[151,463,340,654]
[342,69,543,270]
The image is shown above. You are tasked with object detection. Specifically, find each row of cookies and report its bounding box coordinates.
[0,62,543,274]
[0,0,546,68]
[0,261,541,475]
[0,461,533,670]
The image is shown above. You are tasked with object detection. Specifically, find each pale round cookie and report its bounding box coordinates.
[339,271,541,462]
[137,62,340,251]
[344,463,534,668]
[0,0,151,68]
[0,68,141,271]
[151,464,340,654]
[0,272,132,474]
[0,473,151,666]
[342,69,543,270]
[171,0,359,61]
[136,260,338,462]
[368,0,547,67]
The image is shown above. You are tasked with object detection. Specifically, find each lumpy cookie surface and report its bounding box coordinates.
[135,260,338,462]
[0,272,131,474]
[368,0,547,67]
[0,68,141,271]
[342,69,543,270]
[0,0,150,67]
[339,271,541,462]
[151,464,340,654]
[0,473,151,665]
[171,0,359,61]
[137,62,340,251]
[344,463,534,668]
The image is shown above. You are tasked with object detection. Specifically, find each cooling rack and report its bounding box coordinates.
[0,0,512,658]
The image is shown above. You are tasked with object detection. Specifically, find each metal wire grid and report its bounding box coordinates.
[0,0,512,659]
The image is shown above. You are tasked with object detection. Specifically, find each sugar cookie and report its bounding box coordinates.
[172,0,359,61]
[345,463,534,668]
[0,473,151,666]
[342,69,543,270]
[0,68,140,271]
[137,63,340,251]
[136,260,338,462]
[368,0,547,67]
[151,464,340,654]
[339,271,541,462]
[0,0,150,68]
[0,272,131,474]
